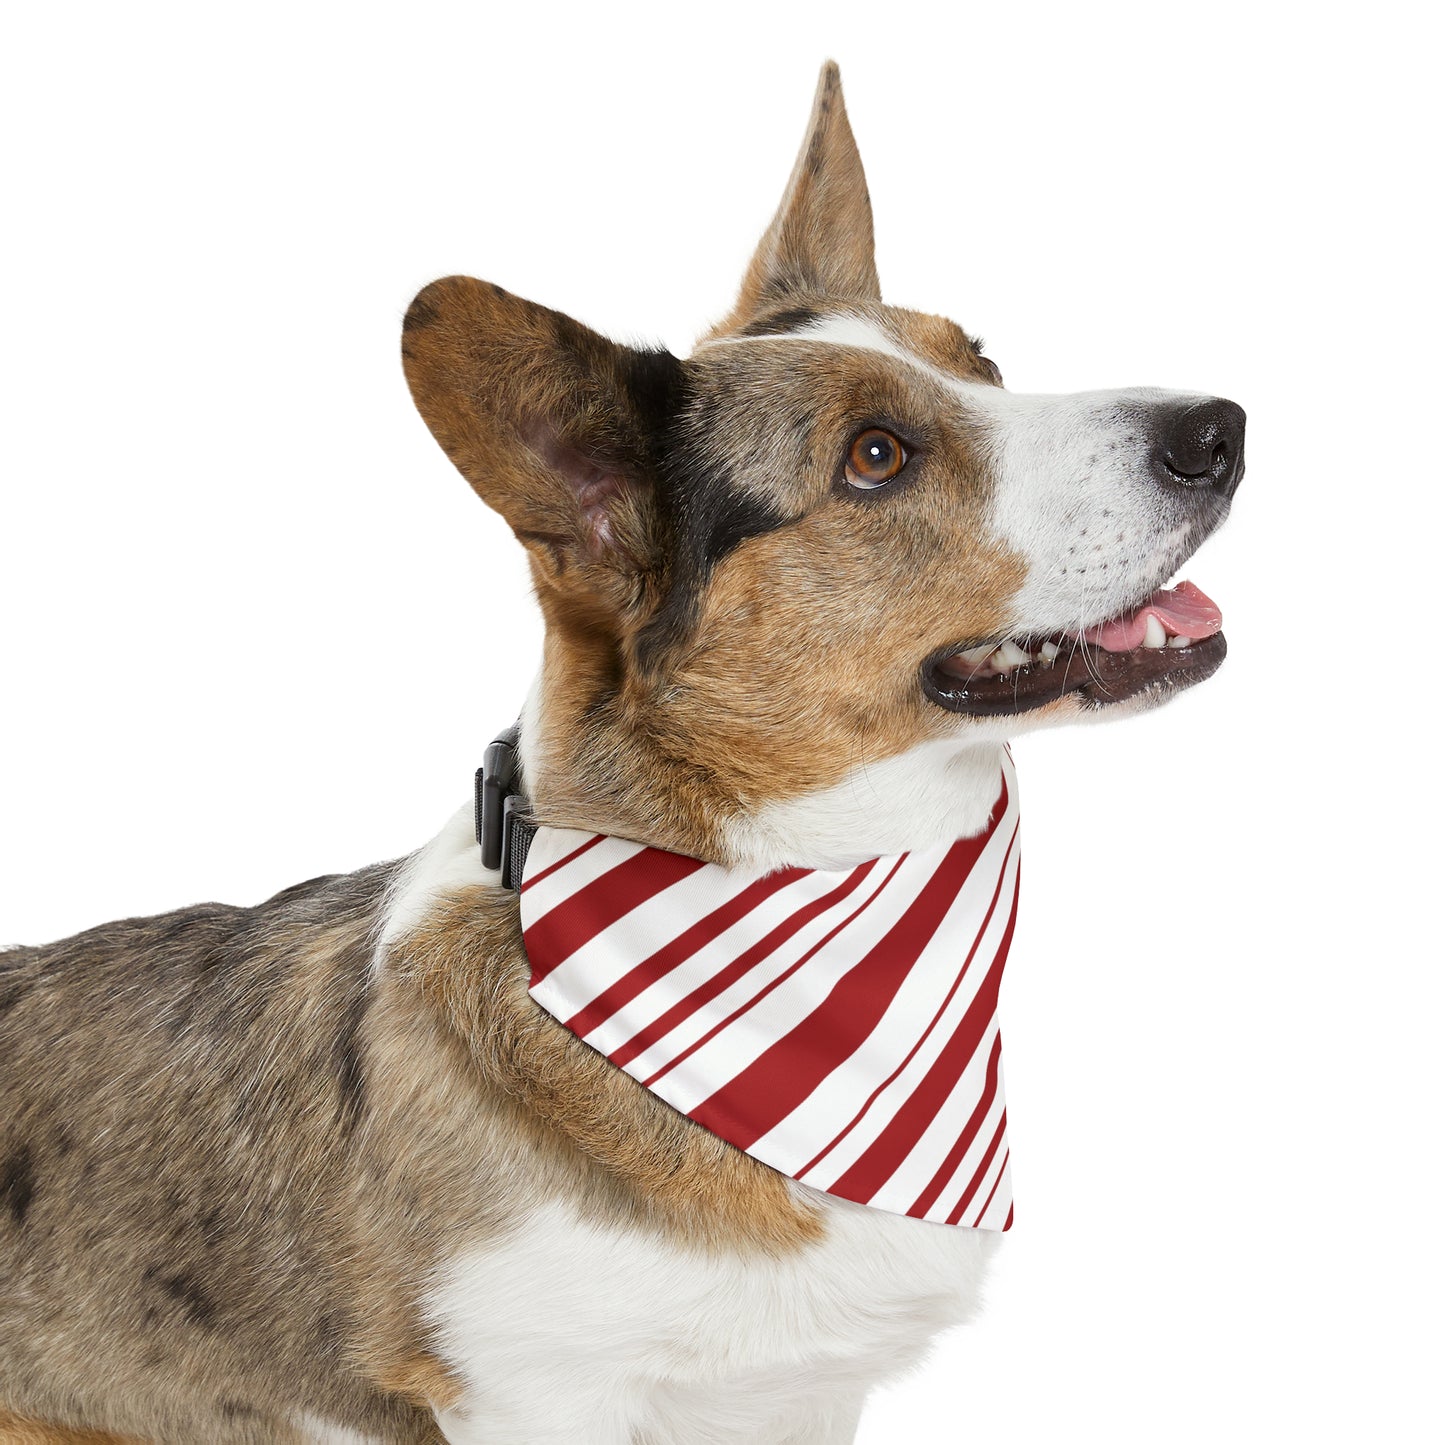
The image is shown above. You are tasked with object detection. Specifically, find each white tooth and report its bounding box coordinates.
[996,640,1031,669]
[988,649,1009,673]
[1040,640,1061,663]
[959,643,995,666]
[1167,633,1192,649]
[1142,615,1167,648]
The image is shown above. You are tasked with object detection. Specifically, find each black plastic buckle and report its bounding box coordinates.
[475,724,534,891]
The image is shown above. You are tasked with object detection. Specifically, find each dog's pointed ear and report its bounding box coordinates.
[402,277,682,611]
[712,61,880,336]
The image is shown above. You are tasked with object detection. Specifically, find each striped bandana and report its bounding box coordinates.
[520,751,1020,1230]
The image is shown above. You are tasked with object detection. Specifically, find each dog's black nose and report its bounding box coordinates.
[1153,397,1246,500]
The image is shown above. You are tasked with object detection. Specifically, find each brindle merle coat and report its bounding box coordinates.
[0,58,1242,1445]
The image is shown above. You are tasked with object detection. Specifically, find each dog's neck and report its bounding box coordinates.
[374,674,1009,961]
[718,736,1011,872]
[518,670,1009,873]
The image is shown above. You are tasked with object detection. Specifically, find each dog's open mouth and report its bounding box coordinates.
[923,581,1228,717]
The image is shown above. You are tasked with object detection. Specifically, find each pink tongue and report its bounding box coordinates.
[1077,580,1223,652]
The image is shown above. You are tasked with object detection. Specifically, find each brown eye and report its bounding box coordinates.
[845,428,908,489]
[979,355,1003,385]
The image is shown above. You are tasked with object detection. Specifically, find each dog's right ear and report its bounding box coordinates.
[710,61,880,337]
[401,277,682,611]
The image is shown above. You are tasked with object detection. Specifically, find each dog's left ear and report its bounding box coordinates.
[401,276,681,619]
[710,60,880,336]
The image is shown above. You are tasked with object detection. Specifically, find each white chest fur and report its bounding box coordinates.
[424,1193,996,1445]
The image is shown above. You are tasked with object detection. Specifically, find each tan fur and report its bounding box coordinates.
[884,308,1003,386]
[663,496,1025,804]
[401,276,671,612]
[389,887,823,1254]
[363,1356,465,1415]
[0,1413,142,1445]
[710,61,880,336]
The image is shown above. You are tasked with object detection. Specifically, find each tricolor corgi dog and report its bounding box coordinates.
[0,61,1243,1445]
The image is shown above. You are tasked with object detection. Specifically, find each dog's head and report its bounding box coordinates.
[402,63,1243,864]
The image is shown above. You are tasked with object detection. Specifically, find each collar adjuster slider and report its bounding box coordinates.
[475,724,533,891]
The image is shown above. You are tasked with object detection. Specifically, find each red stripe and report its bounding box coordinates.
[946,1109,1008,1226]
[687,827,999,1151]
[564,867,805,1041]
[1003,1203,1014,1231]
[881,1028,1002,1216]
[796,825,1019,1180]
[524,847,708,984]
[520,833,606,891]
[969,1147,1009,1228]
[627,859,880,1077]
[835,865,1018,1213]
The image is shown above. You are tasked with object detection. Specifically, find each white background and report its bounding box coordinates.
[3,3,1441,1441]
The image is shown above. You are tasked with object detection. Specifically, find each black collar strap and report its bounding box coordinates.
[475,724,536,891]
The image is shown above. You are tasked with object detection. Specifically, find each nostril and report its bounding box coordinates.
[1156,397,1246,496]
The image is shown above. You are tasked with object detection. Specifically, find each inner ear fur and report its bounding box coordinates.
[401,276,683,600]
[711,60,880,337]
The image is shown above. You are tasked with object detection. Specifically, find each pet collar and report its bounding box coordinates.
[476,732,1019,1230]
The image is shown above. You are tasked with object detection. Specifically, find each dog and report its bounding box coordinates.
[0,60,1243,1445]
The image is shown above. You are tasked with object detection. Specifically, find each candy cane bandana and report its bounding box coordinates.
[521,752,1020,1230]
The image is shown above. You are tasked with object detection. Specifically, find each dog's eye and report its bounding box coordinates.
[979,355,1003,385]
[845,428,908,489]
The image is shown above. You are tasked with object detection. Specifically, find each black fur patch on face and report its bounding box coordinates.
[666,395,791,574]
[636,384,792,670]
[142,1266,218,1331]
[0,1143,35,1226]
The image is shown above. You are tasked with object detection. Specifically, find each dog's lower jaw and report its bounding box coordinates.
[514,620,1028,871]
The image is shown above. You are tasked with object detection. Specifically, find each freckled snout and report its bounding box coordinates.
[1152,397,1246,500]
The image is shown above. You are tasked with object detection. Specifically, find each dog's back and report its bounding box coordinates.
[0,870,440,1444]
